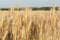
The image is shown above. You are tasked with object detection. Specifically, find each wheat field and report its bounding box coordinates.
[0,7,60,40]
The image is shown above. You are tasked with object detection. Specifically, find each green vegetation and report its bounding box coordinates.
[0,7,59,10]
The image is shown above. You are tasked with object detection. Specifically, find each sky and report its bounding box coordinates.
[0,0,60,8]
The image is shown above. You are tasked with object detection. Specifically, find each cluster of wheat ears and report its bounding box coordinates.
[0,6,60,40]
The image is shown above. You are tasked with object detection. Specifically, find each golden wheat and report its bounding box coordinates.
[0,6,60,40]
